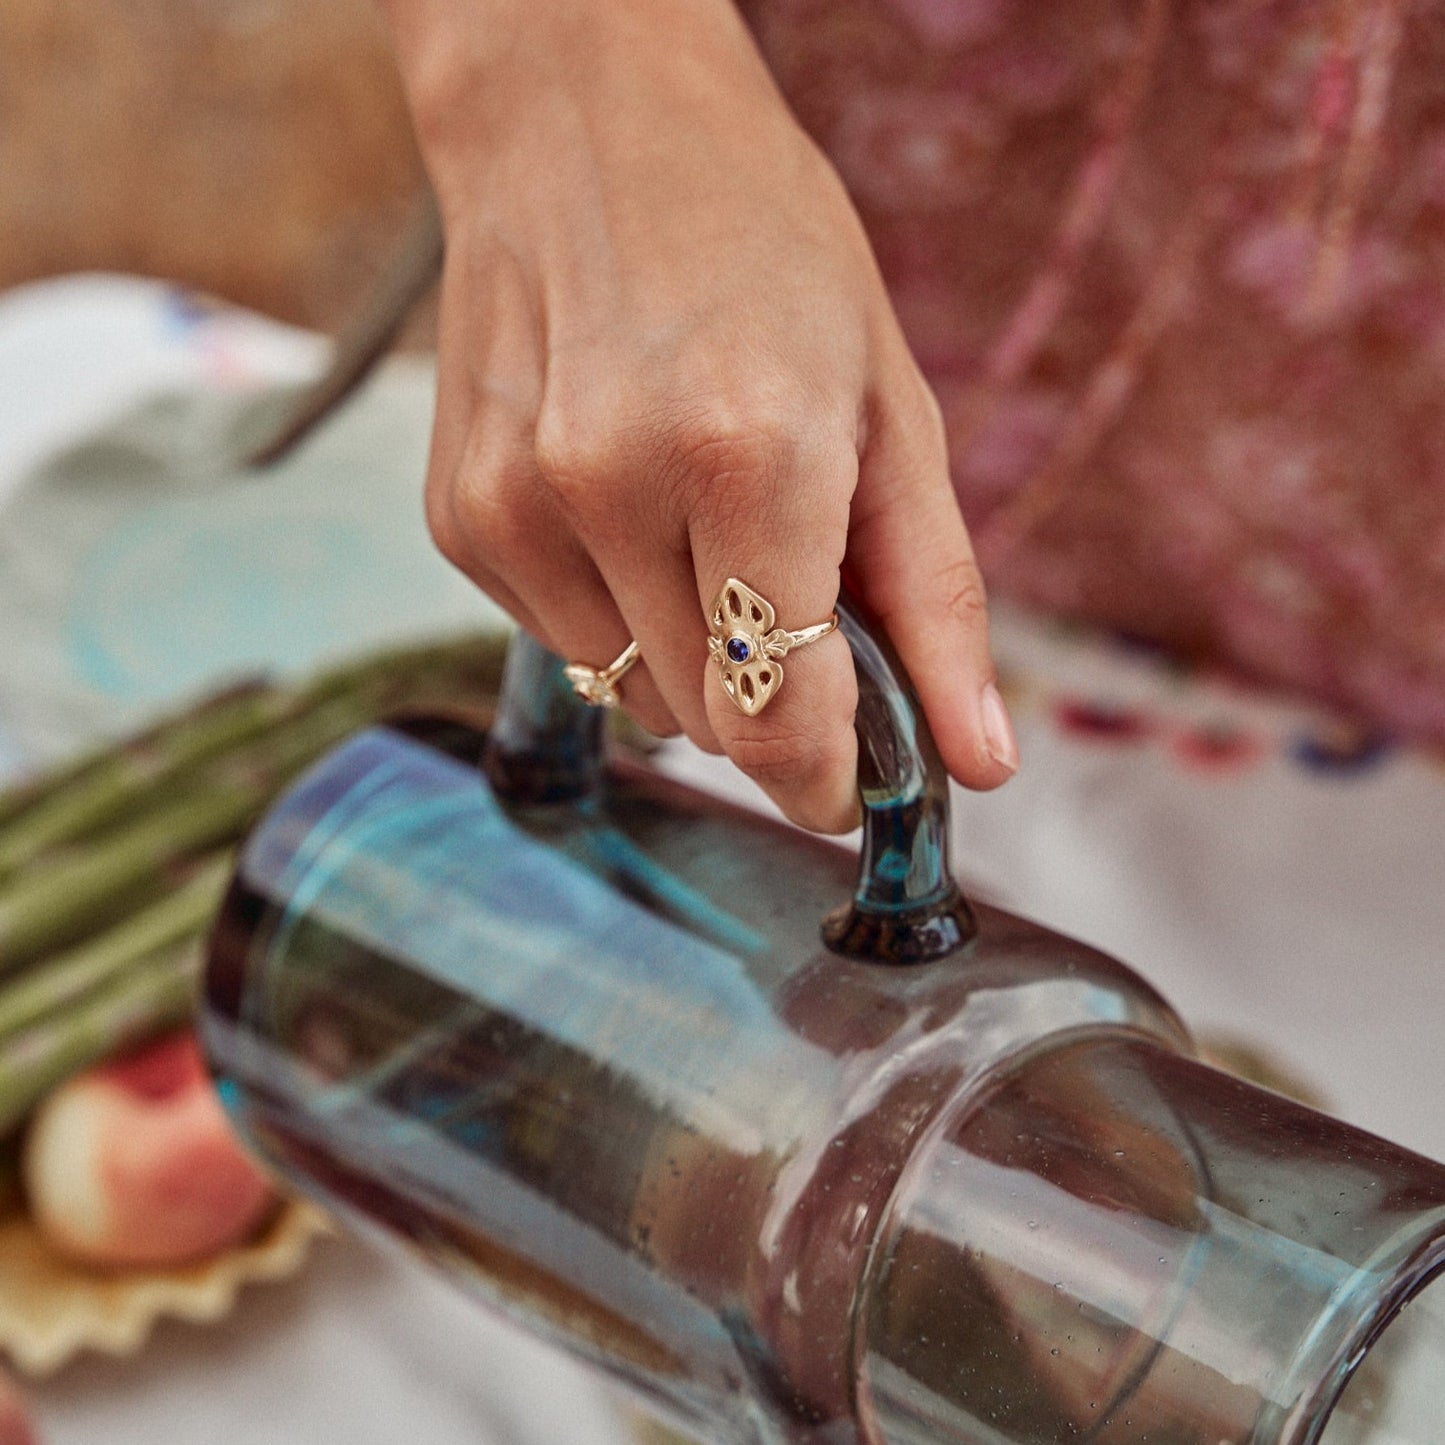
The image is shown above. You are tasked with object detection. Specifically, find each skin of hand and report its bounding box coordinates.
[382,0,1019,832]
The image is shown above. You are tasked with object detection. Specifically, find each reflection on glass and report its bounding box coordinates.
[204,715,1445,1444]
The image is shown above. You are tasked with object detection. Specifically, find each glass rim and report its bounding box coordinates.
[1293,1230,1445,1444]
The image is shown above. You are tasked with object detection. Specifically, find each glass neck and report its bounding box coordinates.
[481,633,604,805]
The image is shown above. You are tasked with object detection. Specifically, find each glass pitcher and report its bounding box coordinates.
[201,605,1445,1444]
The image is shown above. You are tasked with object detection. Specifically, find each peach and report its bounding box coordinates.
[22,1031,275,1268]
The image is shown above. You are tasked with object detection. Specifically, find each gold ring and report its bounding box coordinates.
[564,640,640,709]
[707,577,839,716]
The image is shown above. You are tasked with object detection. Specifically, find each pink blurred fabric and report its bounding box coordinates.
[743,0,1445,738]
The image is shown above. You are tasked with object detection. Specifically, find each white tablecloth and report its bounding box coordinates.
[2,275,1442,1443]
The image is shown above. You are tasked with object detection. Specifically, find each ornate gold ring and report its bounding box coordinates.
[708,578,838,717]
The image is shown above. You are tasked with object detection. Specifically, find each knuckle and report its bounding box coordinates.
[871,365,947,472]
[664,404,855,543]
[726,728,818,789]
[533,407,621,502]
[425,445,529,571]
[668,387,849,486]
[538,380,854,534]
[911,370,948,442]
[725,718,851,792]
[933,557,989,628]
[671,413,797,485]
[423,466,470,571]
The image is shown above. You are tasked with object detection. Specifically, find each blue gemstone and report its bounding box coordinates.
[726,637,751,664]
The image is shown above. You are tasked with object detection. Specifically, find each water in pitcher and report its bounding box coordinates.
[205,713,1445,1444]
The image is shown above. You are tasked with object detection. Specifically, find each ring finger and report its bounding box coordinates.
[686,440,861,833]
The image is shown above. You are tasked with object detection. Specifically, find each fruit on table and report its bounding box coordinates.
[0,634,513,1145]
[21,1031,274,1268]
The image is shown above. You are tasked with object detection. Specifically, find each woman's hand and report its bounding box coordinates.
[383,0,1018,832]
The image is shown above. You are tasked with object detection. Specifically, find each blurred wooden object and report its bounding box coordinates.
[0,0,427,331]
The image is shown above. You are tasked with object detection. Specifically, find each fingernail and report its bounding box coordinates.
[980,681,1019,774]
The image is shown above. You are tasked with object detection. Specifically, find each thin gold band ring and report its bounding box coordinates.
[564,640,640,709]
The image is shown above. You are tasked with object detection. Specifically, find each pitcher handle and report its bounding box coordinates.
[484,594,975,965]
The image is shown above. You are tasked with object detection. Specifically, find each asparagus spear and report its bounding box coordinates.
[0,686,287,880]
[0,942,200,1137]
[0,679,271,833]
[0,854,232,1041]
[0,631,514,1137]
[0,694,369,976]
[0,636,510,967]
[0,633,510,881]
